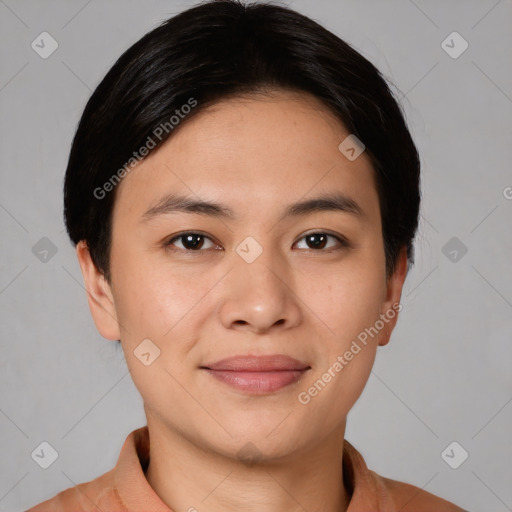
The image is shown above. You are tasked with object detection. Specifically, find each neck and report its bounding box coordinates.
[144,414,350,512]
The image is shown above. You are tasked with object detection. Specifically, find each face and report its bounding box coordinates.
[78,89,407,462]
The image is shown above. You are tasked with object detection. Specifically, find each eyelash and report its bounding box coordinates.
[165,231,351,254]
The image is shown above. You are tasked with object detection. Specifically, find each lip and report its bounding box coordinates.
[201,355,311,394]
[203,354,310,371]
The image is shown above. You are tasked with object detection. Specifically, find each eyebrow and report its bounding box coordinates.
[140,192,366,223]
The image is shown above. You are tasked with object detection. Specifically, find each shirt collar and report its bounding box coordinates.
[114,425,396,511]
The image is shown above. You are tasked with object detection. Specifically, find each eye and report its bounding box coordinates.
[165,231,350,254]
[166,232,220,252]
[294,232,349,251]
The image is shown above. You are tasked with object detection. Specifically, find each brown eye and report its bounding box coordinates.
[295,232,348,251]
[167,232,217,251]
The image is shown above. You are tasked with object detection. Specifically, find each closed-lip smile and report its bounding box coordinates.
[200,354,311,394]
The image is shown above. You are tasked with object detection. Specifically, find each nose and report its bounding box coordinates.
[217,244,302,334]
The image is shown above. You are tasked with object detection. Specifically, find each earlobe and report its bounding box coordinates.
[75,241,121,341]
[378,246,408,347]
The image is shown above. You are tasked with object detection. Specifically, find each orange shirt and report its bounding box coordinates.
[26,426,467,512]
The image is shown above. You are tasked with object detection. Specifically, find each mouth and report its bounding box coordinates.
[200,354,311,394]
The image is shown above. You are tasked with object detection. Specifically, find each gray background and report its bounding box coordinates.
[1,0,511,510]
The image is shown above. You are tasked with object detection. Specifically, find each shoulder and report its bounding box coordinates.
[342,439,468,512]
[25,468,122,512]
[375,472,468,512]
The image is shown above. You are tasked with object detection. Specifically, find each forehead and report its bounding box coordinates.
[112,89,380,225]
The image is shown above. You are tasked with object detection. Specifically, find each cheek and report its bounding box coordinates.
[301,260,386,341]
[110,253,216,348]
[110,262,201,410]
[113,274,171,337]
[296,273,383,424]
[299,254,386,411]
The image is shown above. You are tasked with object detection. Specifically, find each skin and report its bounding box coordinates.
[77,89,408,512]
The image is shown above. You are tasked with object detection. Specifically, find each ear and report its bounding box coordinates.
[378,246,408,347]
[75,240,121,341]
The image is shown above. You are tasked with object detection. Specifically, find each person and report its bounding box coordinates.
[26,1,468,510]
